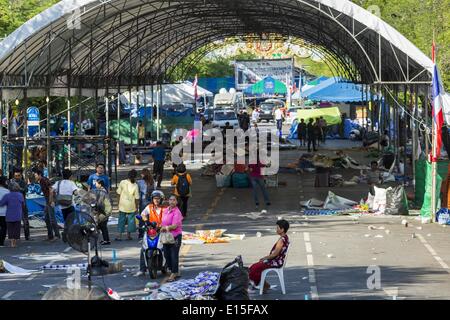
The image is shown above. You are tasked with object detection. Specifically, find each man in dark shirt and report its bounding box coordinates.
[9,167,31,240]
[307,118,317,152]
[152,141,166,188]
[297,119,307,147]
[34,168,60,240]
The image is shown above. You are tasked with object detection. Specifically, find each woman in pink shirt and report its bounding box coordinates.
[160,194,184,282]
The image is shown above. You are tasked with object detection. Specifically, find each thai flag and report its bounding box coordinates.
[431,63,444,162]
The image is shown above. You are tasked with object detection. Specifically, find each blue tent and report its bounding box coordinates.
[302,77,366,103]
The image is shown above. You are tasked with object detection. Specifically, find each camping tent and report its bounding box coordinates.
[243,76,287,96]
[302,77,366,103]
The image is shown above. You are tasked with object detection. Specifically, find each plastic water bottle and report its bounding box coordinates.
[304,294,309,300]
[112,249,117,263]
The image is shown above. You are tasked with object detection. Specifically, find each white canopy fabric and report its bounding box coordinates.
[0,0,434,92]
[119,82,212,105]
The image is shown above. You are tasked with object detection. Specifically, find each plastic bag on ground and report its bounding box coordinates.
[436,208,450,225]
[215,174,231,188]
[215,255,249,300]
[373,186,387,214]
[323,192,357,210]
[385,186,409,215]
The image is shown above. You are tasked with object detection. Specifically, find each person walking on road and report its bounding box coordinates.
[0,176,10,247]
[247,157,271,209]
[0,182,25,248]
[9,167,31,240]
[87,163,111,192]
[116,169,140,241]
[307,119,317,152]
[152,141,166,189]
[161,195,184,282]
[171,164,192,218]
[274,107,284,137]
[34,168,60,241]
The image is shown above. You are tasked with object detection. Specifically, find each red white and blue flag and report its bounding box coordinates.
[431,58,444,162]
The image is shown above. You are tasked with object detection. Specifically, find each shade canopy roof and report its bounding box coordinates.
[0,0,434,99]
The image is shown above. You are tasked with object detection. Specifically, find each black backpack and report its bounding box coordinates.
[176,174,190,197]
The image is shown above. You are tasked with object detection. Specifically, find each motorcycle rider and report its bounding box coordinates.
[135,190,166,276]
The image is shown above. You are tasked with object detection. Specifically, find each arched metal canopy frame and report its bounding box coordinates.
[0,0,435,97]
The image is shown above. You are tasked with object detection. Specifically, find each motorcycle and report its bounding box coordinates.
[136,216,167,279]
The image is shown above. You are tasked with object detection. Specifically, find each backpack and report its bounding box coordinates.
[176,174,190,197]
[55,181,74,207]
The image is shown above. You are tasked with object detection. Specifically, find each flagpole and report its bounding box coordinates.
[430,35,437,223]
[431,109,437,223]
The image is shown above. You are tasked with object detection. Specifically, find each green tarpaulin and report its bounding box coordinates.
[296,107,342,125]
[244,77,287,96]
[419,160,449,217]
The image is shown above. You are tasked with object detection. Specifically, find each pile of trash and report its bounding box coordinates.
[367,186,409,215]
[301,192,363,215]
[142,272,220,300]
[201,163,224,176]
[286,152,370,173]
[182,229,245,245]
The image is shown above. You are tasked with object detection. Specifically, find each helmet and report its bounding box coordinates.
[150,190,165,205]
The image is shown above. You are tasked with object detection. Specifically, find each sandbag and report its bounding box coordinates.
[232,173,250,188]
[215,256,249,301]
[216,174,231,188]
[385,186,409,215]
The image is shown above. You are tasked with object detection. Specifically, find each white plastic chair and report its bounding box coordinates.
[259,244,290,295]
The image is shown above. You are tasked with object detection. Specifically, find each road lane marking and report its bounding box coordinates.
[303,232,319,300]
[1,291,15,300]
[417,234,450,270]
[305,242,312,253]
[304,232,310,242]
[306,254,314,266]
[26,274,37,281]
[64,247,72,253]
[308,269,316,283]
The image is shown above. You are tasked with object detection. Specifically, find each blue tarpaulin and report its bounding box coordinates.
[302,77,366,103]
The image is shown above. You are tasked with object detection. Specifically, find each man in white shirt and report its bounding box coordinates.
[274,107,284,137]
[252,108,260,123]
[52,169,79,223]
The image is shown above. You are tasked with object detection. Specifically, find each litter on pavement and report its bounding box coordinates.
[142,272,220,300]
[1,260,41,276]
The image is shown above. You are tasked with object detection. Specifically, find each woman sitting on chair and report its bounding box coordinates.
[249,219,290,293]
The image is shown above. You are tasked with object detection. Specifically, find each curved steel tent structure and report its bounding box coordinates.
[0,0,433,98]
[0,0,435,175]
